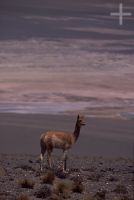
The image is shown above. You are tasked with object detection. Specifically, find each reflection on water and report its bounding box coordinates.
[0,102,89,114]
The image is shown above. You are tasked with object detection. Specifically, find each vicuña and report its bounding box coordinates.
[40,114,85,171]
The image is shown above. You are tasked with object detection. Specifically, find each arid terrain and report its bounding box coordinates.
[0,154,134,200]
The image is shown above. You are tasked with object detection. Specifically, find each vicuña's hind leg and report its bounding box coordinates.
[40,143,46,171]
[62,150,68,171]
[47,149,53,169]
[40,153,44,171]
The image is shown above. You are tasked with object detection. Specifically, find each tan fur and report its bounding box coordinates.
[40,131,74,149]
[40,115,85,171]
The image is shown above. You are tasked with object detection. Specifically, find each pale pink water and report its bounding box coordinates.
[0,0,134,117]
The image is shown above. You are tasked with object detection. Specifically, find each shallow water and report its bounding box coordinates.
[0,0,134,115]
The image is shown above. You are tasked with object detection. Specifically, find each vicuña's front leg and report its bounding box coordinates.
[62,150,68,171]
[40,153,44,171]
[40,147,46,171]
[47,150,52,168]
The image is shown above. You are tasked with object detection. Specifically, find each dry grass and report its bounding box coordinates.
[41,170,55,184]
[113,196,132,200]
[71,180,84,193]
[84,195,97,200]
[94,190,106,200]
[69,175,84,194]
[34,185,51,198]
[16,194,31,200]
[113,184,128,194]
[18,178,34,189]
[48,194,63,200]
[0,166,6,177]
[54,181,71,199]
[53,175,84,198]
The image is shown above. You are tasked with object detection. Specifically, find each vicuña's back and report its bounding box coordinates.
[40,131,74,150]
[40,115,85,171]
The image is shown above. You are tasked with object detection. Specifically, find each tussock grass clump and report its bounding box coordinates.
[72,180,84,193]
[113,196,133,200]
[34,185,51,198]
[54,181,71,199]
[41,170,55,184]
[94,190,106,200]
[0,166,6,177]
[19,178,34,189]
[72,181,84,193]
[113,196,131,200]
[48,194,63,200]
[84,195,96,200]
[0,194,15,200]
[69,175,84,193]
[113,184,128,194]
[16,194,31,200]
[54,176,84,197]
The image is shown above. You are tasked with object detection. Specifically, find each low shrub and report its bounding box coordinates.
[94,190,106,200]
[113,184,128,194]
[19,178,34,189]
[41,170,55,184]
[0,166,6,177]
[72,180,84,193]
[16,194,31,200]
[34,185,51,198]
[48,194,63,200]
[54,181,71,199]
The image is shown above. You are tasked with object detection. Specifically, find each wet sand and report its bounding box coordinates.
[0,113,133,158]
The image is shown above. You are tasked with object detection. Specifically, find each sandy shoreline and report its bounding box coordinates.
[0,113,133,159]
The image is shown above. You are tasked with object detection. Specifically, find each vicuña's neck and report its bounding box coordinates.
[73,122,80,142]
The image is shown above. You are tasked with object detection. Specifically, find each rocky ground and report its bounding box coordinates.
[0,154,133,200]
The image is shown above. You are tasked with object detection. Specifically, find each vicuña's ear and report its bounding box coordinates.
[77,114,80,119]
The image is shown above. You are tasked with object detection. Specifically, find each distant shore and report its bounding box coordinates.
[0,101,134,120]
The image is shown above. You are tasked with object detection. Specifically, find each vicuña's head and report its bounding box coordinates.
[76,114,86,127]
